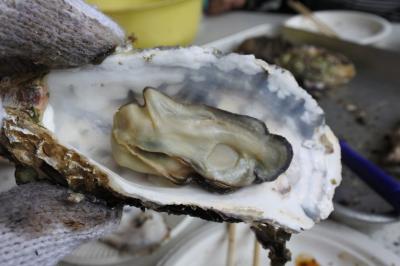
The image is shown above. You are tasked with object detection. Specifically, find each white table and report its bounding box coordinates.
[195,11,400,259]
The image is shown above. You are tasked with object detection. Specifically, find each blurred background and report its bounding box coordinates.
[84,0,400,49]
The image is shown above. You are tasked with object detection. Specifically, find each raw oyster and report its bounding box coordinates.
[236,36,355,90]
[0,47,341,235]
[276,45,356,90]
[112,87,293,192]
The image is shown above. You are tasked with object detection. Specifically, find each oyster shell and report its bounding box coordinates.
[276,45,356,90]
[112,87,293,192]
[236,36,355,90]
[0,47,341,234]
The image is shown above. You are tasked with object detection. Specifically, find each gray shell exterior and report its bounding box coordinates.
[1,47,341,233]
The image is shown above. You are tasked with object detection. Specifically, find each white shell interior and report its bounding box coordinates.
[43,47,341,232]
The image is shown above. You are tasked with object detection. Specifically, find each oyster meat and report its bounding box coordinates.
[112,87,293,192]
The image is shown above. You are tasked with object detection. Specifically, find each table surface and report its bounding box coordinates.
[195,10,400,259]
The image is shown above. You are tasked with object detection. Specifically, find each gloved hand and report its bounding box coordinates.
[0,182,121,266]
[0,1,126,265]
[0,0,125,77]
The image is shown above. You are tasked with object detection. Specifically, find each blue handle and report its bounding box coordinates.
[340,140,400,213]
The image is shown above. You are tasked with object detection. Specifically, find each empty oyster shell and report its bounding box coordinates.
[112,87,293,192]
[0,47,341,234]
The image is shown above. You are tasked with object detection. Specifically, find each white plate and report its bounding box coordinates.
[159,221,400,266]
[285,11,392,45]
[62,215,194,266]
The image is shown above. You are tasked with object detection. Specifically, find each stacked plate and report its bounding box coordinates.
[159,221,399,266]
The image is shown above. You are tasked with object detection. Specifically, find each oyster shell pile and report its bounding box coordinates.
[236,36,356,90]
[112,87,293,192]
[0,47,341,233]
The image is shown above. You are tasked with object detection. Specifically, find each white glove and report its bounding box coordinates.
[0,182,121,266]
[0,0,125,77]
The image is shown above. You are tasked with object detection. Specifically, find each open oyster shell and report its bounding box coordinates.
[0,47,341,233]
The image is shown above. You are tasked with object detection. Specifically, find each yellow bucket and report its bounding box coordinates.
[86,0,202,48]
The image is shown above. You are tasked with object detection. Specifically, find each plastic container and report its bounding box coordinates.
[87,0,202,48]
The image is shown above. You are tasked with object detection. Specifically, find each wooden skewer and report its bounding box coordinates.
[226,223,236,266]
[252,237,260,266]
[288,0,339,38]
